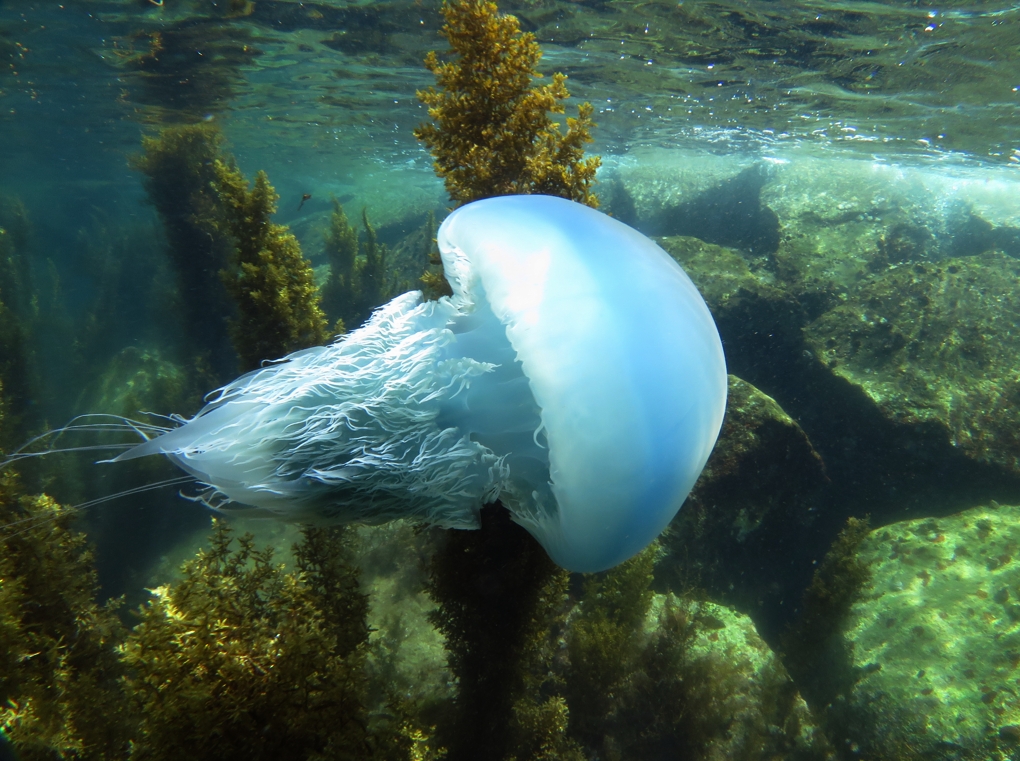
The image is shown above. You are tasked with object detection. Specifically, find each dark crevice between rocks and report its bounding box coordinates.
[728,329,1020,635]
[644,164,781,255]
[945,207,1020,259]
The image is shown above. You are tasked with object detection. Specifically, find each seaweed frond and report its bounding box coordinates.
[119,521,378,761]
[321,197,360,332]
[320,201,394,332]
[213,161,329,370]
[0,386,133,759]
[563,543,657,746]
[131,124,236,375]
[415,0,600,207]
[426,507,580,761]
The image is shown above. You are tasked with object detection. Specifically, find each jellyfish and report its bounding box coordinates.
[20,195,727,573]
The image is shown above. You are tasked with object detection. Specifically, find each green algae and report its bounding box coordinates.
[131,124,237,376]
[827,503,1020,760]
[320,200,401,333]
[119,522,403,761]
[0,380,134,761]
[425,508,577,761]
[320,198,360,334]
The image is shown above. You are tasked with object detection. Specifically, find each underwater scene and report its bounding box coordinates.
[2,0,1020,758]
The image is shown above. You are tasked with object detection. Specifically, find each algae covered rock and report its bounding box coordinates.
[764,157,941,298]
[660,236,806,387]
[660,376,826,632]
[772,203,900,318]
[661,235,788,310]
[805,252,1020,476]
[831,502,1020,759]
[637,595,833,761]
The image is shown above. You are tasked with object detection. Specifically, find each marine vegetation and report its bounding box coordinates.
[564,544,657,748]
[564,542,722,758]
[0,381,133,761]
[2,368,442,760]
[120,521,429,761]
[134,124,330,373]
[0,484,438,761]
[131,124,236,377]
[212,159,329,371]
[321,200,393,333]
[426,508,582,761]
[320,198,358,333]
[415,212,453,301]
[415,0,600,207]
[0,199,42,444]
[357,208,388,325]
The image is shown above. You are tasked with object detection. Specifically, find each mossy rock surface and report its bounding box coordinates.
[805,253,1020,475]
[661,235,804,356]
[773,209,890,317]
[643,596,834,761]
[696,375,826,517]
[762,158,995,323]
[661,236,787,307]
[833,502,1020,759]
[660,376,825,636]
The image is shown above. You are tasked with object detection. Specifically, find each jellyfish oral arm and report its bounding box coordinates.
[115,292,507,529]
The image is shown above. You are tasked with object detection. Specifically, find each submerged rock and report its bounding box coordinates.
[805,252,1020,476]
[355,522,453,711]
[641,595,834,761]
[660,235,806,390]
[76,346,193,420]
[832,501,1020,754]
[660,376,826,638]
[830,502,1020,759]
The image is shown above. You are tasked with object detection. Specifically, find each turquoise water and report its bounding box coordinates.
[4,0,1019,196]
[3,1,1020,759]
